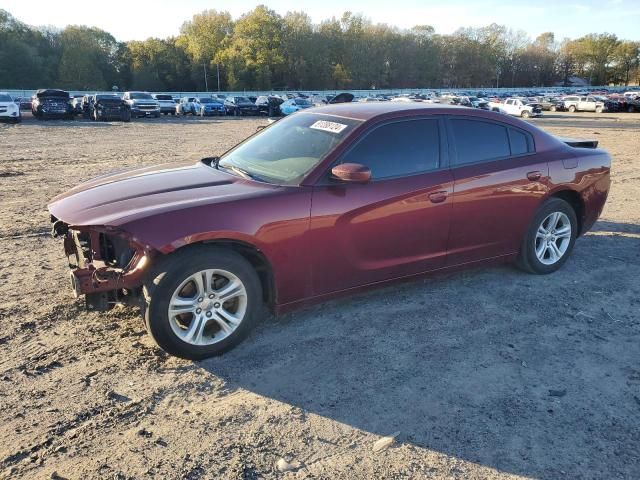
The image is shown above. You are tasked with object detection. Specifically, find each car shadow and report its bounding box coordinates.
[198,222,640,479]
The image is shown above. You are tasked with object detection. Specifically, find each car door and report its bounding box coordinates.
[445,116,549,265]
[309,117,453,296]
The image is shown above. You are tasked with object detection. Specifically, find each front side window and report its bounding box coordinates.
[450,119,510,165]
[339,119,440,180]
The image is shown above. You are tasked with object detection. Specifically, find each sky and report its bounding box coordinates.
[1,0,639,42]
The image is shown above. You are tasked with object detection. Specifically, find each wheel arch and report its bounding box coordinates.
[164,239,277,309]
[548,189,585,235]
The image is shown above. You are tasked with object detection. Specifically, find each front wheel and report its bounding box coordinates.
[520,110,530,118]
[550,105,557,112]
[517,198,577,274]
[568,105,576,113]
[143,247,262,359]
[595,106,603,113]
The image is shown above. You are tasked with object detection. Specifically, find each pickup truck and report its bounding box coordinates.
[488,97,542,118]
[122,91,160,118]
[153,94,176,115]
[562,96,605,113]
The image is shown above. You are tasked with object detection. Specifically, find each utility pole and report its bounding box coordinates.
[217,63,221,92]
[203,63,208,92]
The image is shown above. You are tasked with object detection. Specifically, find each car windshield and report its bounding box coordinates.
[96,95,118,100]
[235,97,251,103]
[0,94,13,102]
[156,95,172,100]
[130,92,153,100]
[199,98,214,103]
[218,113,362,185]
[294,98,311,106]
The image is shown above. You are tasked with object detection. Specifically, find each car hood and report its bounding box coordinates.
[48,160,280,228]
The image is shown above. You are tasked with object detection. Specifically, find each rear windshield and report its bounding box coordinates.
[155,95,173,100]
[219,113,362,185]
[198,98,214,103]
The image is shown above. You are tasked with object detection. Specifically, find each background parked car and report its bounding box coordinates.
[195,97,226,116]
[71,95,84,115]
[90,94,131,122]
[14,96,32,111]
[562,96,605,113]
[489,97,542,118]
[255,95,284,116]
[280,97,313,115]
[0,92,21,123]
[122,91,160,118]
[153,94,176,115]
[224,96,259,116]
[31,89,74,119]
[177,97,198,115]
[532,96,565,112]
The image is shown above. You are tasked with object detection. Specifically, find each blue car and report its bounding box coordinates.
[196,97,226,116]
[280,98,313,115]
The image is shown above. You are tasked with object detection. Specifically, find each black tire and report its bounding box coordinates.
[143,246,262,360]
[517,197,578,275]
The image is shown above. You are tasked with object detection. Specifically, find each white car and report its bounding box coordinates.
[0,92,21,123]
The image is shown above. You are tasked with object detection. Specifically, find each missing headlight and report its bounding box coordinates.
[100,233,135,268]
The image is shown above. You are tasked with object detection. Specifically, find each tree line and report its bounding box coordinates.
[1,6,639,92]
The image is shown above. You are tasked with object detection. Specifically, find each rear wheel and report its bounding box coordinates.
[143,247,262,359]
[568,105,576,112]
[520,110,530,118]
[517,198,577,274]
[550,105,557,112]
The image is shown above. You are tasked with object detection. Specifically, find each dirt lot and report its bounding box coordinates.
[0,112,638,480]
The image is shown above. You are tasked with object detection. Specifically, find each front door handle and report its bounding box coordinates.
[527,170,542,181]
[428,191,448,203]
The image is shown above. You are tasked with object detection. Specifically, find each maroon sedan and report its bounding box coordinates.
[49,103,611,359]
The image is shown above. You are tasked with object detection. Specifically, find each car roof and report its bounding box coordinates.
[308,102,472,121]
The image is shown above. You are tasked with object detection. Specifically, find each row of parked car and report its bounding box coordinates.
[4,87,639,123]
[4,89,357,122]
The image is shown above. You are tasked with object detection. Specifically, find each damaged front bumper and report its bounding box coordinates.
[51,217,155,310]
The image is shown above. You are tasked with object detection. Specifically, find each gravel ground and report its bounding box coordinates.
[0,112,638,480]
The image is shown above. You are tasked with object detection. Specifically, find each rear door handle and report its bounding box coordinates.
[527,170,542,181]
[428,191,448,203]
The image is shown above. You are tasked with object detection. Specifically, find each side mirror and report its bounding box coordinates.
[331,163,371,183]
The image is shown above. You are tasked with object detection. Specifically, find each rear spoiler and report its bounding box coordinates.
[558,137,598,149]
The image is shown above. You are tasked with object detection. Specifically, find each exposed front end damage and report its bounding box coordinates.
[51,216,155,311]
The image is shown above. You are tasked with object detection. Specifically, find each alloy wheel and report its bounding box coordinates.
[534,212,572,265]
[168,269,247,346]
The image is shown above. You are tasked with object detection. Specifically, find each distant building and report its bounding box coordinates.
[554,76,590,87]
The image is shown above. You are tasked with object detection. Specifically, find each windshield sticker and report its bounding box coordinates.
[310,120,348,134]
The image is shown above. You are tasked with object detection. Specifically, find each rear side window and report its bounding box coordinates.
[450,119,510,165]
[340,119,440,180]
[508,128,533,155]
